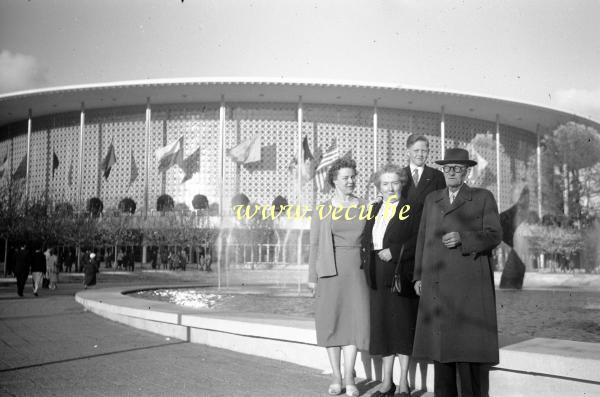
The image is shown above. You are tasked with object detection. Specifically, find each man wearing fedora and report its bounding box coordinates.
[412,148,502,397]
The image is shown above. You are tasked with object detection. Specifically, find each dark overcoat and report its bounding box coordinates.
[412,184,502,364]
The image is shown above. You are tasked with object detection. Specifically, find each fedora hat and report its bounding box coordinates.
[435,147,478,166]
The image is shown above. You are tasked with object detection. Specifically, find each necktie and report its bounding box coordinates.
[449,191,457,204]
[412,168,420,186]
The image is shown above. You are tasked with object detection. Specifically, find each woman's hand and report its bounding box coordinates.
[369,195,383,206]
[377,248,392,262]
[414,280,422,296]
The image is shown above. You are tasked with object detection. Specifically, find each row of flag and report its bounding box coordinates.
[0,134,343,192]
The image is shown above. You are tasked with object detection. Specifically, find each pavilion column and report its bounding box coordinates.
[296,96,303,266]
[372,100,378,198]
[142,98,151,264]
[25,109,32,201]
[78,103,85,210]
[495,114,501,210]
[297,96,303,205]
[536,123,544,269]
[536,124,542,218]
[440,106,446,156]
[217,95,226,289]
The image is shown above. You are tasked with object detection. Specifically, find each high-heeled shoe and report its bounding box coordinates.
[345,384,359,397]
[327,383,342,395]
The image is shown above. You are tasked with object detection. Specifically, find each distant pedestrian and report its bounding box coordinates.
[126,251,135,272]
[45,248,59,290]
[31,247,46,296]
[64,250,74,273]
[14,245,30,297]
[84,252,99,289]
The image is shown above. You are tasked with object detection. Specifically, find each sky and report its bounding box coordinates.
[1,0,599,121]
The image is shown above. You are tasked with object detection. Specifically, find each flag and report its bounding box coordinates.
[52,151,59,178]
[466,144,488,182]
[155,137,184,172]
[101,142,117,179]
[315,140,339,192]
[288,136,315,183]
[227,135,261,164]
[129,150,138,185]
[0,153,8,179]
[181,146,201,183]
[67,155,74,186]
[12,155,27,180]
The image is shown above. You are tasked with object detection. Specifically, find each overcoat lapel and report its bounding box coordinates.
[442,184,473,216]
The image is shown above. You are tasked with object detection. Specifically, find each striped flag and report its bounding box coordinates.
[227,135,261,164]
[315,140,339,192]
[288,136,315,183]
[156,137,184,172]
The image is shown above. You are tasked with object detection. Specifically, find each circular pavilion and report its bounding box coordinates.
[1,78,598,215]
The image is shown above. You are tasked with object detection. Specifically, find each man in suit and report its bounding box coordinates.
[412,148,503,397]
[402,134,446,219]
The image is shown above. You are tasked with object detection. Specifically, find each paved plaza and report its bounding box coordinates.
[0,275,397,397]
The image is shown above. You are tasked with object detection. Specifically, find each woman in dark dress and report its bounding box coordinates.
[83,252,99,289]
[361,164,419,397]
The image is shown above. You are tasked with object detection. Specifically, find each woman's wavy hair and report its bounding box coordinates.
[327,157,358,188]
[371,163,409,191]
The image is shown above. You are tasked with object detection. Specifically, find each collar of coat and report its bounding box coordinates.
[433,183,473,216]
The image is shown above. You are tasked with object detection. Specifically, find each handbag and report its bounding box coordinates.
[389,245,405,295]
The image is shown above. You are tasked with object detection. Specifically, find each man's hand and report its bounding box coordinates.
[442,232,461,248]
[414,280,422,296]
[377,248,392,262]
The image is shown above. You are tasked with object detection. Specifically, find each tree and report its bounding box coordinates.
[192,194,209,210]
[156,194,174,212]
[542,122,600,223]
[86,197,104,218]
[231,193,250,210]
[118,197,136,214]
[272,195,288,213]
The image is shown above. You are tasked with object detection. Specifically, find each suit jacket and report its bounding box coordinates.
[412,184,502,364]
[402,164,446,219]
[361,197,419,296]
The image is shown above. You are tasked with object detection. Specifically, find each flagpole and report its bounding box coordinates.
[78,102,85,211]
[25,109,32,201]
